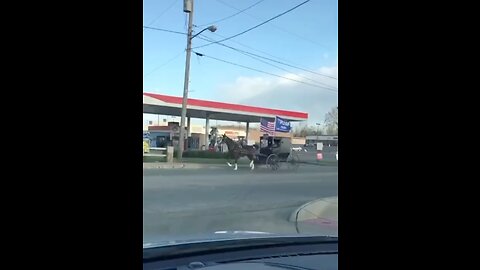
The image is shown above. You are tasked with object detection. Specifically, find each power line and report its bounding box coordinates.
[191,0,310,49]
[209,32,337,80]
[239,52,338,90]
[144,7,334,80]
[197,34,338,81]
[192,51,337,93]
[240,49,338,80]
[209,31,307,69]
[198,34,337,90]
[143,26,186,35]
[144,50,185,78]
[143,26,336,82]
[197,0,266,27]
[145,0,180,28]
[216,0,331,50]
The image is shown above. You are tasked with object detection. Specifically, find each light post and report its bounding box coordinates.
[315,123,321,142]
[178,0,217,160]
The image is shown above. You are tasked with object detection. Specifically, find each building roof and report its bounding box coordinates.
[306,135,338,140]
[143,93,308,122]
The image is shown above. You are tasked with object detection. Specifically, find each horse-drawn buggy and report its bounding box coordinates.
[256,135,300,171]
[220,134,300,171]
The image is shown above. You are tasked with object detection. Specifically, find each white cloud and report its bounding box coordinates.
[220,76,276,101]
[215,64,338,125]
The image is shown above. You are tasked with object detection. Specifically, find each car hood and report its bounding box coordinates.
[143,231,336,249]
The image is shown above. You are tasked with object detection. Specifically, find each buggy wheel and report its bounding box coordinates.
[266,154,280,171]
[287,152,300,171]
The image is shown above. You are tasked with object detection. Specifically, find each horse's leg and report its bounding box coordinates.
[234,156,238,170]
[226,151,233,166]
[245,154,253,170]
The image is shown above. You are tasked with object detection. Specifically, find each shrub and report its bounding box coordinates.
[182,151,229,159]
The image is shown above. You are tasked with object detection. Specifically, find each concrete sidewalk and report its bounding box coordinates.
[143,162,226,170]
[143,161,337,170]
[289,196,338,235]
[290,196,338,221]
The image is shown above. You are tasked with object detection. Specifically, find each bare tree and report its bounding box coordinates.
[292,125,321,137]
[324,106,338,135]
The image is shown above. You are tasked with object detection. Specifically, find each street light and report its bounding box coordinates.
[192,25,217,39]
[178,0,217,160]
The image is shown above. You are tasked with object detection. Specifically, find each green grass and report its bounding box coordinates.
[143,156,167,163]
[182,151,230,159]
[144,150,247,164]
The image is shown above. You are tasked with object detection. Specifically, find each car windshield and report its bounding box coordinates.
[143,0,338,246]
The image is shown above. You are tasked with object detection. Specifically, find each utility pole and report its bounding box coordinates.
[178,0,217,159]
[178,0,194,160]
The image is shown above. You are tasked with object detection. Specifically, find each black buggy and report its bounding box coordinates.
[254,135,300,171]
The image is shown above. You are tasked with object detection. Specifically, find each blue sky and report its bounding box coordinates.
[143,0,337,126]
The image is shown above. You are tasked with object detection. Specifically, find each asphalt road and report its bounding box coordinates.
[143,164,338,243]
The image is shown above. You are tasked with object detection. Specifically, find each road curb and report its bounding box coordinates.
[289,196,338,222]
[299,161,338,166]
[143,163,225,170]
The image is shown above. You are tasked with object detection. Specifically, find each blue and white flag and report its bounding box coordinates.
[274,116,291,133]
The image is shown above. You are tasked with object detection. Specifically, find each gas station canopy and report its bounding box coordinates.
[143,93,308,122]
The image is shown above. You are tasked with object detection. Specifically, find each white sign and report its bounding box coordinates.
[317,142,324,151]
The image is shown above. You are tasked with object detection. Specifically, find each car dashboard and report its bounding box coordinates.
[143,236,338,270]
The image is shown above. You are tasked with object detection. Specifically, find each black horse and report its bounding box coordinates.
[220,134,256,170]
